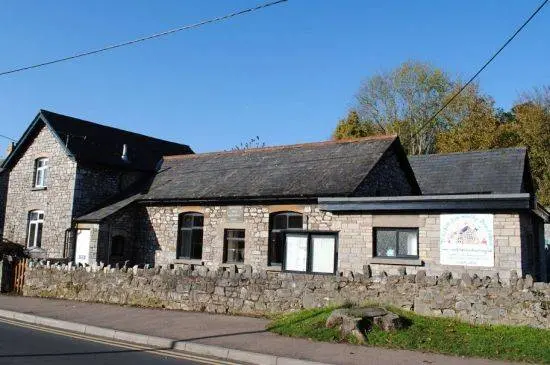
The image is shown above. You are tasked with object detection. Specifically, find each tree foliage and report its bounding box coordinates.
[336,61,494,155]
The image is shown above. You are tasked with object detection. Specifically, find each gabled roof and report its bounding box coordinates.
[1,110,193,172]
[142,135,402,201]
[76,135,412,221]
[409,147,531,195]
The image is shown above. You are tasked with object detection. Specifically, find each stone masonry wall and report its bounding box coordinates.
[3,124,77,257]
[0,170,8,240]
[139,202,529,280]
[72,166,146,218]
[23,263,550,328]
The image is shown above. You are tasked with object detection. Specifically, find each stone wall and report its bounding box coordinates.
[136,202,533,280]
[0,170,8,240]
[3,124,77,257]
[23,263,550,328]
[72,165,146,218]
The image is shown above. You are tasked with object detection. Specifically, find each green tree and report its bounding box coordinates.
[332,110,376,140]
[335,61,495,154]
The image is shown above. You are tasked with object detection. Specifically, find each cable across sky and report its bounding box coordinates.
[407,0,548,146]
[0,0,288,78]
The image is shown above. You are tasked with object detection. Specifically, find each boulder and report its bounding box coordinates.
[325,306,403,343]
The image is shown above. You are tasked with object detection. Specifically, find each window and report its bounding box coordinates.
[269,212,303,265]
[111,235,125,257]
[34,158,49,188]
[374,228,418,258]
[177,213,203,260]
[224,229,245,263]
[282,231,338,274]
[27,210,44,248]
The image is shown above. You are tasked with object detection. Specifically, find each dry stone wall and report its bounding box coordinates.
[24,263,550,328]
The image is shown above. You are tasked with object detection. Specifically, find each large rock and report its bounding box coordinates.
[326,307,403,343]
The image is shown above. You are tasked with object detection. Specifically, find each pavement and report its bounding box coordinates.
[0,295,517,365]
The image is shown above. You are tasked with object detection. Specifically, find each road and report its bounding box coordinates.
[0,319,243,365]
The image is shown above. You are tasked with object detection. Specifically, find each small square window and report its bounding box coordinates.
[224,229,245,263]
[374,228,418,259]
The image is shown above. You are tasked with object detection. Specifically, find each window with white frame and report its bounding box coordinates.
[34,158,49,188]
[27,210,44,248]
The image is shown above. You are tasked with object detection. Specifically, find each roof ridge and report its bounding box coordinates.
[409,146,527,159]
[40,109,189,148]
[163,134,397,161]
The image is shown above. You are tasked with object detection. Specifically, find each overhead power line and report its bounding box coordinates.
[0,133,16,142]
[408,0,549,145]
[0,0,288,77]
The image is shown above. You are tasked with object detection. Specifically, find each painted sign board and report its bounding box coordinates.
[440,214,494,267]
[226,206,244,223]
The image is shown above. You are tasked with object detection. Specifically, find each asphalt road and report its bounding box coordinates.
[0,319,239,365]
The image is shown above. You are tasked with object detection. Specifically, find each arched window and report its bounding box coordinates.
[269,212,303,266]
[177,213,204,260]
[111,235,125,257]
[27,210,44,248]
[34,158,49,188]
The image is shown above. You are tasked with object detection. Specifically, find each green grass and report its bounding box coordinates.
[267,306,550,363]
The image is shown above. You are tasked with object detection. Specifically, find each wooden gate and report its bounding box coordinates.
[11,259,27,294]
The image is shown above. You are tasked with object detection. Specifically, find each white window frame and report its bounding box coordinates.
[27,210,44,248]
[34,158,49,188]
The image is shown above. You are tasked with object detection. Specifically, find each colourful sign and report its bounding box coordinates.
[440,214,494,267]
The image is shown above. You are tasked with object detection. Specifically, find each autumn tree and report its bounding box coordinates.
[332,110,376,140]
[335,61,495,154]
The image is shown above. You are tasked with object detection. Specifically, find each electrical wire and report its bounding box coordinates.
[407,0,549,146]
[0,0,288,77]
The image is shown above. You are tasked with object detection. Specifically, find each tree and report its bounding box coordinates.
[512,96,550,205]
[336,61,494,154]
[332,110,376,140]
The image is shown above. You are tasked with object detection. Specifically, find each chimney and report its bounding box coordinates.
[5,142,15,157]
[121,144,130,163]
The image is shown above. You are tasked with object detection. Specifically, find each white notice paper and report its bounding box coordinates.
[285,233,308,272]
[311,235,335,273]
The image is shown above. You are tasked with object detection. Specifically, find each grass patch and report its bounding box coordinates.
[267,307,550,363]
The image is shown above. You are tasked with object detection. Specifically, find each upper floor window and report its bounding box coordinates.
[177,213,203,260]
[34,158,49,188]
[269,212,303,266]
[374,228,418,259]
[27,210,44,248]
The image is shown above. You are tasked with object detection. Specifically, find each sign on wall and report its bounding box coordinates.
[440,214,494,267]
[226,206,244,223]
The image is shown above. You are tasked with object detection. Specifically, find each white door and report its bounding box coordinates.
[75,229,91,265]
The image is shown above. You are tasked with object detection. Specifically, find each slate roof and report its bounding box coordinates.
[76,136,404,221]
[1,110,193,172]
[409,147,530,195]
[143,136,400,201]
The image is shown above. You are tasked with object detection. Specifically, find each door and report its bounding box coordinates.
[75,229,91,265]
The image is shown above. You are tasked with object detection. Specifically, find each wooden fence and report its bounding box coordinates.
[11,258,27,294]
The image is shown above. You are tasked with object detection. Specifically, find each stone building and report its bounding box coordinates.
[0,110,192,258]
[1,110,549,281]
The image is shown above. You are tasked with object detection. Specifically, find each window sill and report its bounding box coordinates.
[220,263,244,268]
[266,265,282,272]
[368,258,423,266]
[31,187,47,191]
[174,259,203,265]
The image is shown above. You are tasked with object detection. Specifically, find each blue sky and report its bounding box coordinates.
[0,0,548,154]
